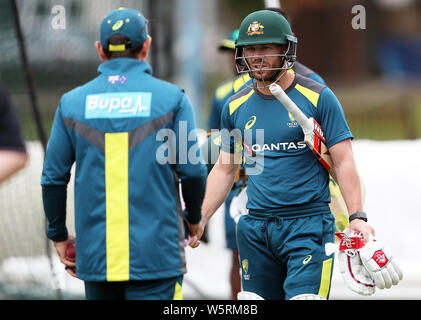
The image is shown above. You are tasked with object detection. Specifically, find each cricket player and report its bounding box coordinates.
[41,8,207,300]
[207,29,247,300]
[190,10,374,300]
[206,29,330,300]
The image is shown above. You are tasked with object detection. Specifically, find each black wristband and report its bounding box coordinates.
[349,211,368,223]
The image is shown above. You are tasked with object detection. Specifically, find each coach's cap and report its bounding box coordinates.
[100,7,148,52]
[218,29,239,51]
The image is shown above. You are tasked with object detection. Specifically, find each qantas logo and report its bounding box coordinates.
[251,141,306,152]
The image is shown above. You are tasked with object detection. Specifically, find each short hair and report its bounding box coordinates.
[103,34,143,59]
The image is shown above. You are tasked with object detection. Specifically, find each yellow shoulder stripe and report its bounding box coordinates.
[229,89,254,115]
[233,74,251,92]
[295,83,319,108]
[215,81,233,100]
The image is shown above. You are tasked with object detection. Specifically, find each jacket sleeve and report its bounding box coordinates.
[42,185,68,241]
[41,101,75,240]
[173,91,207,224]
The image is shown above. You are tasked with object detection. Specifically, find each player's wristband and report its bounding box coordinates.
[349,211,368,223]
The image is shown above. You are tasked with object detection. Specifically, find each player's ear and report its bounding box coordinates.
[95,41,108,61]
[138,35,152,60]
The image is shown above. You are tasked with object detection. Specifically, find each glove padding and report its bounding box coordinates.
[338,249,375,296]
[332,231,376,296]
[359,237,403,289]
[326,230,403,296]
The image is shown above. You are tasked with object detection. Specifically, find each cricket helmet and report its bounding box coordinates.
[235,10,297,84]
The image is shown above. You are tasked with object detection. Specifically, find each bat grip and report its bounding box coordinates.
[269,83,313,134]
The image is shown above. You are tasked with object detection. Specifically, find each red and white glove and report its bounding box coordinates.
[359,237,403,289]
[326,231,375,295]
[325,230,403,295]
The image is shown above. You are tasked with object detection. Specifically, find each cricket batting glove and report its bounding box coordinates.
[229,186,248,224]
[326,230,404,295]
[326,231,375,296]
[359,237,403,289]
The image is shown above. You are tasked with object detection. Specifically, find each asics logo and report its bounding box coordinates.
[112,20,124,31]
[245,116,256,130]
[302,255,312,265]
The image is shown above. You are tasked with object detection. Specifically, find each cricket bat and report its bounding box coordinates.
[269,83,337,181]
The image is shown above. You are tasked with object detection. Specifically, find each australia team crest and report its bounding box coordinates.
[247,21,264,35]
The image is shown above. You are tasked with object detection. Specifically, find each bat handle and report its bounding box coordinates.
[269,83,313,134]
